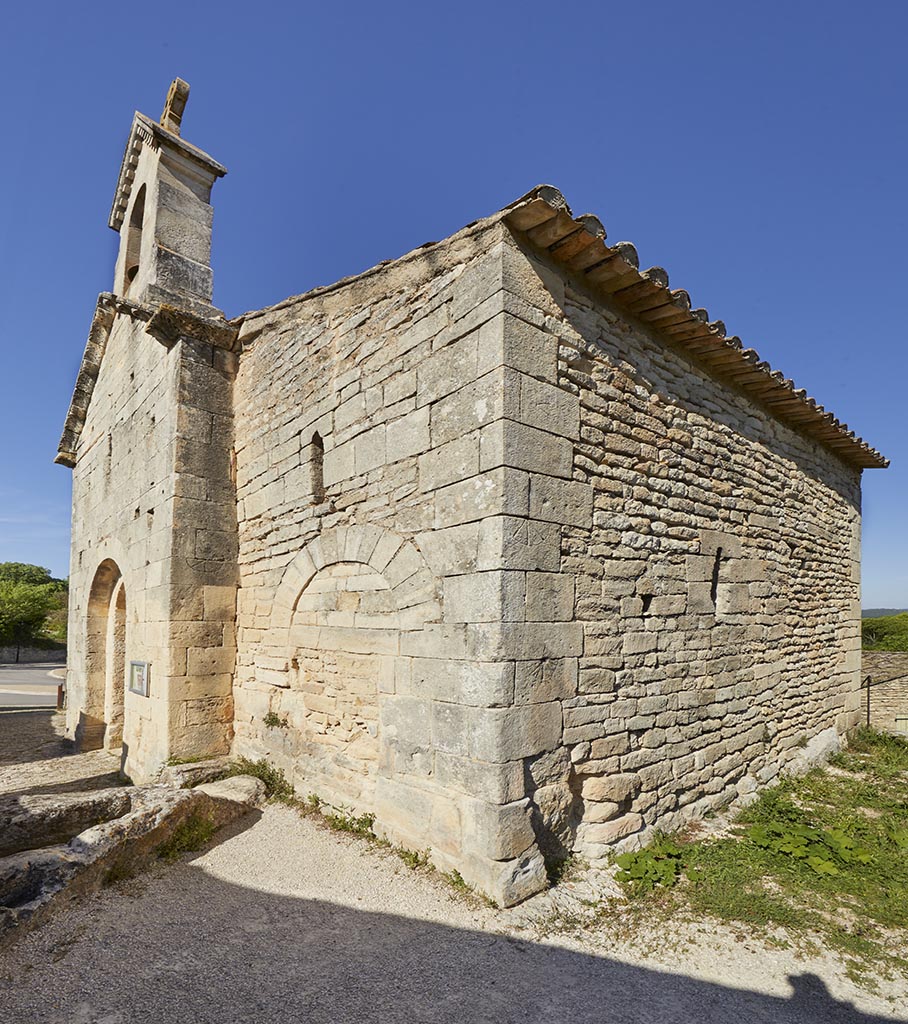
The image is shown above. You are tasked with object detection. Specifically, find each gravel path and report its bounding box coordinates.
[0,803,904,1023]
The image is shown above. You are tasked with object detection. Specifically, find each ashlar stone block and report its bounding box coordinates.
[464,797,536,861]
[460,846,548,908]
[513,658,578,704]
[431,700,563,763]
[476,516,562,572]
[529,475,593,528]
[418,433,480,493]
[525,571,575,622]
[434,752,525,803]
[386,405,431,460]
[409,658,514,707]
[434,468,529,529]
[479,419,573,479]
[443,571,526,623]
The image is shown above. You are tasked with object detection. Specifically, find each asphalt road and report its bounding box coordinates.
[0,663,64,708]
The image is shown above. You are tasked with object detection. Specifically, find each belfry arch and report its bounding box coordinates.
[122,184,145,293]
[77,559,128,752]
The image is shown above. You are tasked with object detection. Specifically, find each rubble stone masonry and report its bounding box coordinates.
[228,222,863,895]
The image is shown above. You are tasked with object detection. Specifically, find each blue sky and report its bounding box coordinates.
[1,1,905,605]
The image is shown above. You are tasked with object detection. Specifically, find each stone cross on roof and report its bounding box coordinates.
[160,78,190,136]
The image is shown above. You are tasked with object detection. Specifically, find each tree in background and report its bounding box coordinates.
[862,612,908,652]
[0,563,68,661]
[0,562,59,586]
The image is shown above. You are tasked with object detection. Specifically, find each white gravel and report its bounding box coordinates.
[0,803,904,1023]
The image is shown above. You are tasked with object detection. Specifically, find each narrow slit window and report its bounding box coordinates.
[710,547,723,609]
[123,185,146,293]
[309,432,324,505]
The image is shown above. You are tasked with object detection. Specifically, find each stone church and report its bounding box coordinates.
[56,81,888,905]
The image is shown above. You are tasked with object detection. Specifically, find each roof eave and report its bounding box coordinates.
[503,186,889,471]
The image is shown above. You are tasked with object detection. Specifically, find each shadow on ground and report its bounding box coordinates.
[0,710,66,769]
[0,709,122,806]
[0,770,124,799]
[0,821,899,1024]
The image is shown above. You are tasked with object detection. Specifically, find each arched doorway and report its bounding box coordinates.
[286,560,393,805]
[78,560,127,752]
[264,526,442,816]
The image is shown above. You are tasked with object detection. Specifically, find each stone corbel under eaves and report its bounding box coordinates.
[55,294,118,468]
[145,304,240,350]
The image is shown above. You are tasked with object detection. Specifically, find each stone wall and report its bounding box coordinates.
[231,222,591,903]
[66,311,181,775]
[862,652,908,734]
[0,646,66,665]
[66,311,237,780]
[230,220,863,897]
[502,232,863,863]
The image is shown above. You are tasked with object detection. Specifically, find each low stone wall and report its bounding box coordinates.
[862,652,908,735]
[0,646,66,665]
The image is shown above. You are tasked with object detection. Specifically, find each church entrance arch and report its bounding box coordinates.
[79,560,128,752]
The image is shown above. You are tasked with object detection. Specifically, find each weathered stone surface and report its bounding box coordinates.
[580,773,641,805]
[461,845,549,908]
[580,813,643,846]
[0,777,263,948]
[465,798,535,861]
[0,789,132,858]
[531,782,577,856]
[195,775,267,805]
[581,799,621,823]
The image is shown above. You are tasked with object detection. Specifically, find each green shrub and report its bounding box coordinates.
[222,757,293,800]
[396,847,430,870]
[745,822,873,876]
[614,835,698,896]
[157,813,217,861]
[862,612,908,651]
[323,809,375,838]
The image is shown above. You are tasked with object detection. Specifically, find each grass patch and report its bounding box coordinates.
[262,711,289,729]
[441,869,498,908]
[612,728,908,985]
[157,813,218,861]
[830,726,908,780]
[396,847,430,870]
[164,754,212,767]
[443,868,472,893]
[322,809,376,838]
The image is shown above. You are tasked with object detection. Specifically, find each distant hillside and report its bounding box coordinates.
[862,608,908,619]
[862,612,908,651]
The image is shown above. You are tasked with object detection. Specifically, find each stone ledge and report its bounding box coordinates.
[0,776,264,950]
